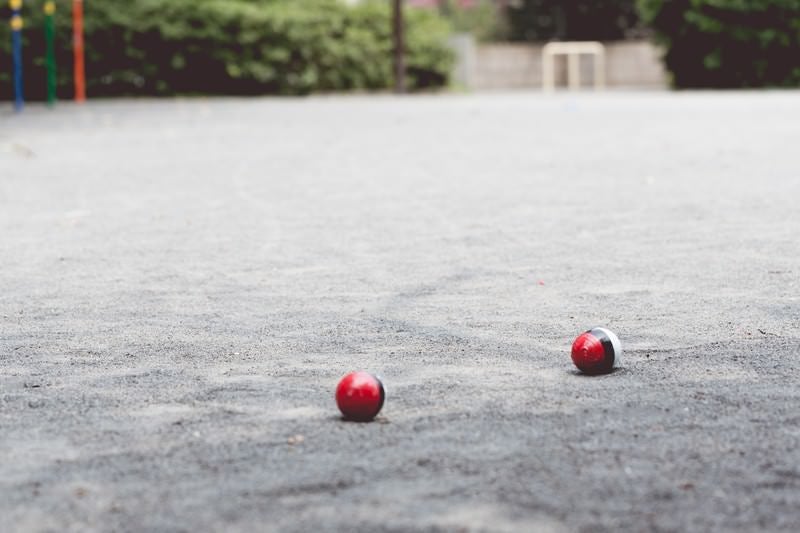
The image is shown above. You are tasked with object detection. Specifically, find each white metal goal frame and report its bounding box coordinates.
[542,41,606,91]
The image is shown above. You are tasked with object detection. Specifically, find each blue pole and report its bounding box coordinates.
[10,1,24,112]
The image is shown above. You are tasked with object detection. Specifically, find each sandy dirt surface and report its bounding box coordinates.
[1,92,799,532]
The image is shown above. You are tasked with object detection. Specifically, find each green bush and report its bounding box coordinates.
[0,0,453,99]
[638,0,800,88]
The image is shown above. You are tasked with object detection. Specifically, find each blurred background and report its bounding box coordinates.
[1,0,799,102]
[2,5,800,530]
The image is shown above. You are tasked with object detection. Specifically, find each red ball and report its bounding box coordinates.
[335,371,385,422]
[571,327,621,375]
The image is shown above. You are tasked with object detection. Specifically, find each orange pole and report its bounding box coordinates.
[73,0,85,102]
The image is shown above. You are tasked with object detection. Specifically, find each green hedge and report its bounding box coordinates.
[0,0,453,99]
[638,0,800,88]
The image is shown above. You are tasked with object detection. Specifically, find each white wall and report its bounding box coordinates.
[451,36,669,90]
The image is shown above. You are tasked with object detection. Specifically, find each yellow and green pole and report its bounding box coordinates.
[44,0,56,105]
[9,0,24,111]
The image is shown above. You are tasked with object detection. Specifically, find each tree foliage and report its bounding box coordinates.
[438,0,509,42]
[0,0,453,99]
[638,0,800,88]
[506,0,643,42]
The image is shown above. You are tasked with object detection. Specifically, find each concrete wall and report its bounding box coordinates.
[605,41,669,88]
[472,43,543,90]
[450,37,669,91]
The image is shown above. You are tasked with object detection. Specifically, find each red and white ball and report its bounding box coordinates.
[571,327,621,375]
[335,371,385,422]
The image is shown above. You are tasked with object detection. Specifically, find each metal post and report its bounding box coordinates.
[9,0,24,112]
[44,0,57,106]
[392,0,405,93]
[73,0,86,102]
[567,52,580,91]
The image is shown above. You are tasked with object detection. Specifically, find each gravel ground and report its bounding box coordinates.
[1,92,799,533]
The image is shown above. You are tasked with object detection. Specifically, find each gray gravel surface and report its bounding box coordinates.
[1,92,799,532]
